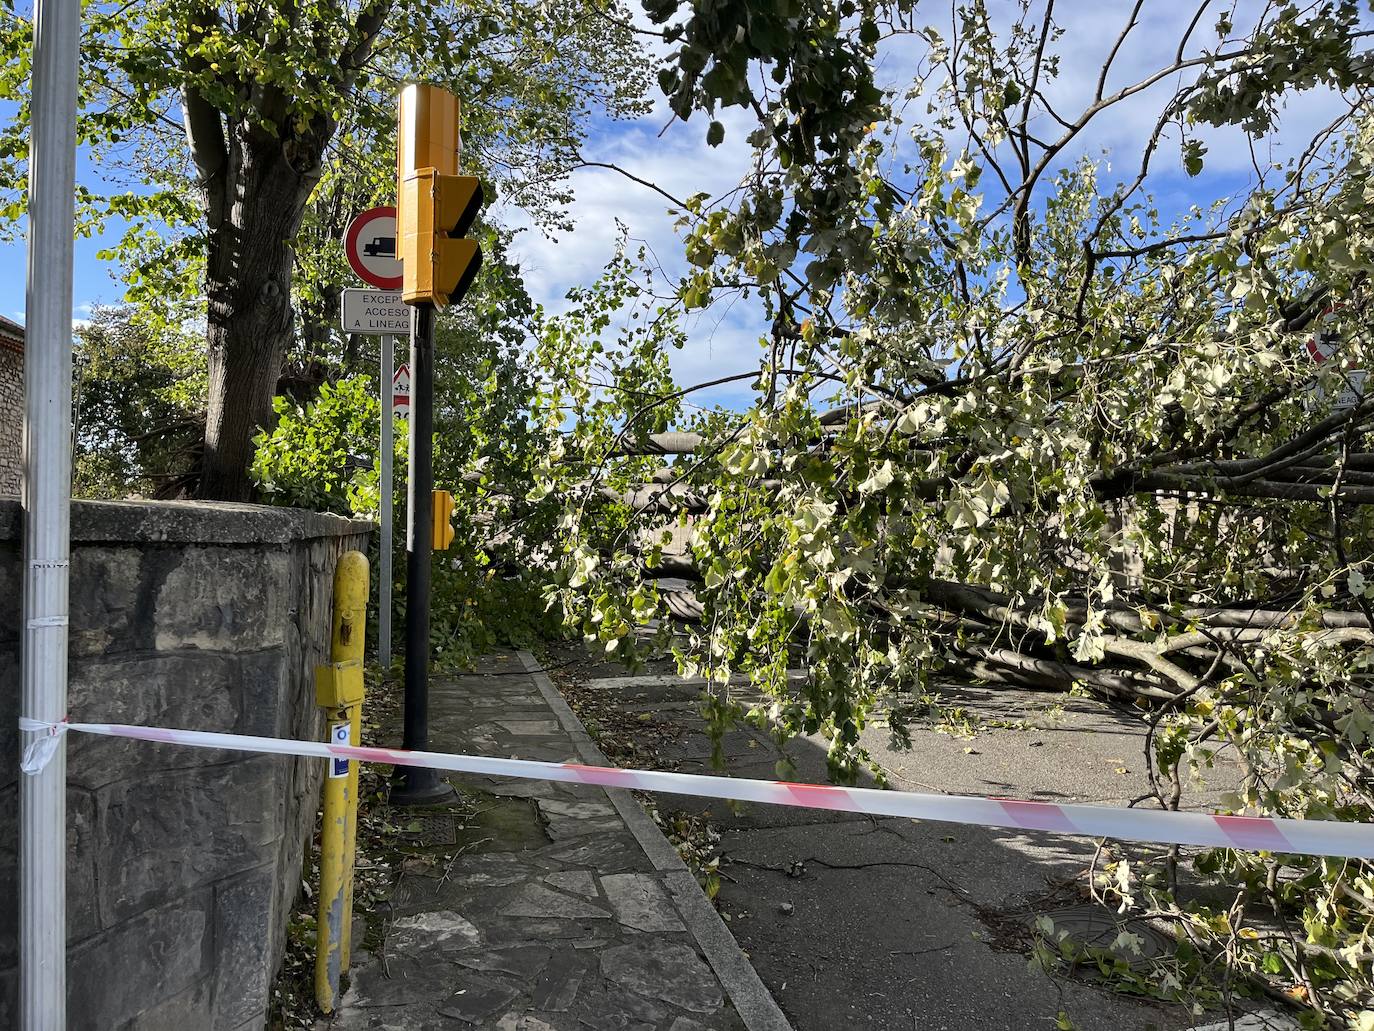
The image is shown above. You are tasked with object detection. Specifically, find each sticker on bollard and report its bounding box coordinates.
[329,722,351,778]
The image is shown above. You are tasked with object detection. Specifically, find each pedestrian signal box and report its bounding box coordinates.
[431,490,455,551]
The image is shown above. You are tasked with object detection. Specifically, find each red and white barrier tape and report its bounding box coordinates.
[17,717,1374,858]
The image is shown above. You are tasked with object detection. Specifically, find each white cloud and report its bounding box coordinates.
[505,103,766,407]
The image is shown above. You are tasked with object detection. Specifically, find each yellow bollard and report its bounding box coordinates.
[341,692,362,970]
[314,550,369,1014]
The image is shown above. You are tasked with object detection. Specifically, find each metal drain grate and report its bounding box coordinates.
[402,814,459,847]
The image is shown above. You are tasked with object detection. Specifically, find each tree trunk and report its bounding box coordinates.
[197,134,312,501]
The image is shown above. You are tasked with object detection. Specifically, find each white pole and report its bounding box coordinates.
[20,0,79,1022]
[379,334,394,668]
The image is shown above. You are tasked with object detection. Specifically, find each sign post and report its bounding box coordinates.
[342,208,410,669]
[20,0,80,1024]
[378,335,394,668]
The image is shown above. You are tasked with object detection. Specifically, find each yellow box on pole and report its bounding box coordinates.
[396,83,485,308]
[315,660,364,708]
[315,550,369,1015]
[431,489,455,551]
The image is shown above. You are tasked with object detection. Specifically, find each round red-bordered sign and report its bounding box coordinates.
[344,206,402,290]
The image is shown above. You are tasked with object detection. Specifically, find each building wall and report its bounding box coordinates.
[0,499,373,1030]
[0,347,21,495]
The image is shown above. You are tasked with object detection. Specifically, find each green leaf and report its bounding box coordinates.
[1182,139,1207,177]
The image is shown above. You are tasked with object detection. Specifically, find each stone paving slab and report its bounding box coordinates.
[324,651,787,1031]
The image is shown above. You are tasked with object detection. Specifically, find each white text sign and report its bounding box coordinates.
[342,289,412,336]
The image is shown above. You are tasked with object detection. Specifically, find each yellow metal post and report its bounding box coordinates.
[314,550,369,1014]
[341,694,361,970]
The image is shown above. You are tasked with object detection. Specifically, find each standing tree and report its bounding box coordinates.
[72,305,207,498]
[0,0,650,498]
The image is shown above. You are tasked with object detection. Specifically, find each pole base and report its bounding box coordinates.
[389,768,456,806]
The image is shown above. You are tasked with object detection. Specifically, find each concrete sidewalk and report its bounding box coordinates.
[325,651,788,1031]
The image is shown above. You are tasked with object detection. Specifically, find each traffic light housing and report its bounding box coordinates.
[399,171,484,307]
[431,490,455,551]
[398,83,459,178]
[397,83,484,308]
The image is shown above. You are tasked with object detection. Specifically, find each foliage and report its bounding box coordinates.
[529,2,1374,1024]
[72,305,206,498]
[0,0,653,496]
[251,375,385,515]
[251,235,562,664]
[527,235,687,653]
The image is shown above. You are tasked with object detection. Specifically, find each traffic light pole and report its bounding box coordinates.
[392,302,451,804]
[392,83,480,805]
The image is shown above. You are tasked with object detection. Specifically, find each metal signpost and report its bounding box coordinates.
[377,338,394,669]
[20,0,79,1024]
[342,209,412,669]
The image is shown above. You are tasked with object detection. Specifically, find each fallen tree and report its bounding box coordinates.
[510,2,1374,1022]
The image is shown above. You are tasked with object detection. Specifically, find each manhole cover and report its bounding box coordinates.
[1032,904,1175,967]
[403,814,459,847]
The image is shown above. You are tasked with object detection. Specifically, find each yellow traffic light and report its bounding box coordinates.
[399,170,484,307]
[398,84,459,179]
[397,84,484,308]
[431,490,455,551]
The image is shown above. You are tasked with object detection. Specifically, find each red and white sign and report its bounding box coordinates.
[1306,306,1365,411]
[344,206,402,290]
[392,362,410,418]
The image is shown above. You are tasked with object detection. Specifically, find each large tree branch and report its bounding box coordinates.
[181,9,228,229]
[335,0,392,88]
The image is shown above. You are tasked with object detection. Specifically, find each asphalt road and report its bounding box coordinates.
[544,647,1255,1031]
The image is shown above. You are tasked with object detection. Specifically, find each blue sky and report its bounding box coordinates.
[0,0,1356,412]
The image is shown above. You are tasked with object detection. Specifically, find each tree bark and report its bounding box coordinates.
[198,131,312,501]
[182,0,390,501]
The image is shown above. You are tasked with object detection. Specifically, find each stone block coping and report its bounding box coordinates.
[0,497,374,545]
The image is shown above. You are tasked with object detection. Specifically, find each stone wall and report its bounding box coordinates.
[0,347,20,495]
[0,499,373,1030]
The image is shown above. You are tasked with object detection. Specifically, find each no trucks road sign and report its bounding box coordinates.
[344,206,403,290]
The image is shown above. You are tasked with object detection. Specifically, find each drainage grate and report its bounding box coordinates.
[402,814,460,847]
